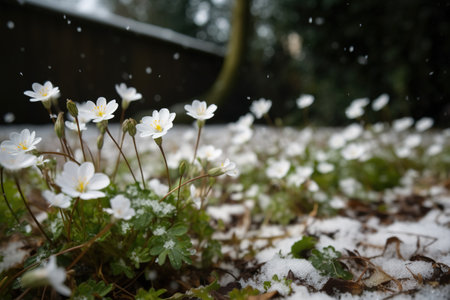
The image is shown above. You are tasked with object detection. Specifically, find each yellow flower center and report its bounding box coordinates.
[76,179,88,193]
[152,120,163,132]
[17,143,28,150]
[94,105,105,117]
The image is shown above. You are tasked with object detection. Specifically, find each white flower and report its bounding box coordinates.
[81,97,118,123]
[24,81,60,102]
[136,108,176,139]
[104,195,135,220]
[296,94,314,109]
[231,128,253,145]
[404,134,422,148]
[115,83,142,108]
[287,166,313,187]
[266,159,291,179]
[393,117,414,132]
[342,123,363,141]
[415,117,434,132]
[219,158,239,177]
[1,129,41,155]
[351,97,370,108]
[55,161,110,200]
[328,133,346,149]
[198,145,222,161]
[345,103,365,119]
[42,190,71,209]
[184,100,217,120]
[307,180,319,192]
[35,155,49,166]
[250,98,272,119]
[190,185,201,209]
[339,178,362,196]
[395,146,412,158]
[21,256,71,296]
[229,113,254,131]
[426,144,442,156]
[65,120,87,131]
[341,143,365,160]
[148,178,169,197]
[0,152,36,171]
[317,162,334,174]
[372,94,389,111]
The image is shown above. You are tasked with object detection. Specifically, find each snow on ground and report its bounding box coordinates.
[1,124,449,299]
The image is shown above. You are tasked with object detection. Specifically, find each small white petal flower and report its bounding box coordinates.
[148,178,169,197]
[345,103,365,119]
[307,180,319,192]
[65,120,87,131]
[42,190,71,209]
[153,226,167,236]
[415,117,434,132]
[115,83,142,109]
[342,123,363,141]
[197,145,222,161]
[24,81,60,102]
[104,195,135,220]
[35,155,49,166]
[393,117,414,132]
[341,143,365,160]
[1,129,41,155]
[81,97,118,123]
[266,159,291,179]
[229,113,254,131]
[136,108,176,139]
[184,100,217,120]
[317,162,334,174]
[219,158,239,177]
[190,185,201,209]
[404,134,422,148]
[372,94,389,111]
[351,97,370,108]
[21,256,71,296]
[426,144,442,156]
[55,161,110,200]
[250,98,272,119]
[328,133,346,149]
[0,152,37,171]
[296,94,314,109]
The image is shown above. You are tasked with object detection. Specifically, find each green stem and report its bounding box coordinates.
[192,124,203,164]
[75,117,87,162]
[132,136,146,189]
[159,174,210,202]
[106,128,137,184]
[40,151,79,164]
[1,168,21,224]
[157,142,171,190]
[14,176,54,246]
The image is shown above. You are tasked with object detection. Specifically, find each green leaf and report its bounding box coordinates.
[110,259,135,279]
[189,279,220,300]
[73,279,113,300]
[291,236,317,259]
[228,286,260,300]
[308,246,353,280]
[168,224,188,236]
[135,287,167,300]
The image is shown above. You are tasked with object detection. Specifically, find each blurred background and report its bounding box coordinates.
[1,0,449,126]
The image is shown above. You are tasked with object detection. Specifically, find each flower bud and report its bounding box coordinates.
[21,268,52,289]
[54,112,65,138]
[127,118,137,137]
[207,167,223,177]
[122,119,130,133]
[66,99,78,118]
[97,134,104,150]
[97,120,108,134]
[178,160,187,176]
[154,137,162,146]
